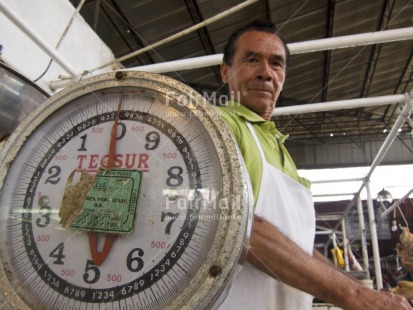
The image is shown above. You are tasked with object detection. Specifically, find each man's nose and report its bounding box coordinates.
[256,61,272,81]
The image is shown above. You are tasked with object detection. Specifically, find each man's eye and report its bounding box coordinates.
[271,61,284,69]
[247,57,258,63]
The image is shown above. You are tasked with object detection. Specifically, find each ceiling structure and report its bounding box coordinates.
[69,0,413,152]
[68,0,413,278]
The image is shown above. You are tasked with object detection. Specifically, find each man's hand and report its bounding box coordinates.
[345,285,412,310]
[247,215,412,310]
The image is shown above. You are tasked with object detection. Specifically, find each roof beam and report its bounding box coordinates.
[263,0,271,22]
[90,0,258,72]
[184,0,215,55]
[383,48,413,123]
[184,0,221,85]
[357,0,395,133]
[295,118,325,144]
[92,0,100,31]
[106,0,155,65]
[360,0,395,99]
[322,0,335,102]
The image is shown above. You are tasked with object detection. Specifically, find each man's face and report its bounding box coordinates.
[221,31,287,120]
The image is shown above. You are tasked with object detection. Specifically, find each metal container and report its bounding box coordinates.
[0,62,49,141]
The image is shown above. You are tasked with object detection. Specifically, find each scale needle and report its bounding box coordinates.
[89,98,123,266]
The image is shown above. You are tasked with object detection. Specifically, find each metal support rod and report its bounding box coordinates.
[90,0,258,72]
[49,77,78,91]
[365,94,413,182]
[381,188,413,218]
[334,92,413,231]
[311,177,364,184]
[342,218,350,272]
[316,230,335,235]
[331,233,338,267]
[126,53,223,74]
[316,226,342,234]
[273,94,406,116]
[49,27,413,89]
[131,27,413,74]
[365,181,383,290]
[406,115,413,128]
[313,192,356,198]
[56,0,86,50]
[357,196,370,279]
[288,26,413,54]
[0,0,79,77]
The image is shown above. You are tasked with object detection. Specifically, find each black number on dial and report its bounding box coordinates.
[166,166,184,187]
[161,212,179,235]
[145,131,160,150]
[49,242,65,265]
[45,165,61,184]
[117,122,126,140]
[78,134,87,151]
[83,260,101,284]
[36,206,52,227]
[126,248,144,272]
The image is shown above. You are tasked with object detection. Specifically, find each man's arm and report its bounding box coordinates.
[312,248,363,284]
[247,215,411,310]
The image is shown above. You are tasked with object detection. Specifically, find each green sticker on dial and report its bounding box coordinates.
[69,169,142,234]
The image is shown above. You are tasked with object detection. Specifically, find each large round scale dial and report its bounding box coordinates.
[0,71,252,309]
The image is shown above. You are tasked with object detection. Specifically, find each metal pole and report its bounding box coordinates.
[0,0,79,77]
[130,27,413,74]
[288,27,413,54]
[311,178,365,184]
[333,92,412,231]
[90,0,258,72]
[365,94,413,181]
[49,27,413,89]
[316,230,335,235]
[341,218,350,272]
[272,94,406,116]
[357,195,370,279]
[365,182,383,290]
[331,233,338,267]
[380,188,413,218]
[313,193,356,198]
[125,54,223,74]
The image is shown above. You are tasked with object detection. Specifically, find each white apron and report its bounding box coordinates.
[219,122,316,310]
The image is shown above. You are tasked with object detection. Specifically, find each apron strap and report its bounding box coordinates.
[246,122,266,163]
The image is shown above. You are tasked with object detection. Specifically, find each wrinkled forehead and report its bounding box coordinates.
[234,31,287,60]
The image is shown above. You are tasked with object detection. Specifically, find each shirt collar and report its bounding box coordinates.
[223,101,289,143]
[223,102,266,123]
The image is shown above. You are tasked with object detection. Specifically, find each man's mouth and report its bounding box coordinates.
[246,88,274,95]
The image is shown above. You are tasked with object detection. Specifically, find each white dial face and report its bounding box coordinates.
[0,85,228,309]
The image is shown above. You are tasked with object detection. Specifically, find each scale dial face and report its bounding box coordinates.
[0,71,252,309]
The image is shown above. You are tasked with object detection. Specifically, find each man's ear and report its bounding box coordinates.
[220,63,229,84]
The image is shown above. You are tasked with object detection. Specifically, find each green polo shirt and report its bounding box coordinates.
[215,103,310,205]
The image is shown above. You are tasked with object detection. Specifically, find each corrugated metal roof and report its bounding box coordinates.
[70,0,413,155]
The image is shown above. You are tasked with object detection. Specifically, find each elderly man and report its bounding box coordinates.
[216,20,411,310]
